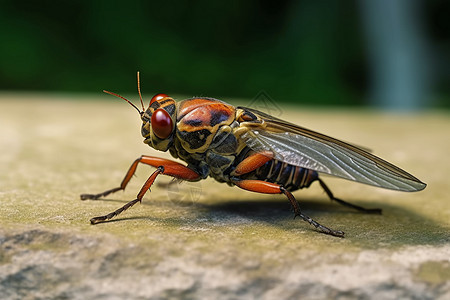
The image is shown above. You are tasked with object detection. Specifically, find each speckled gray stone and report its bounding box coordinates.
[1,95,449,299]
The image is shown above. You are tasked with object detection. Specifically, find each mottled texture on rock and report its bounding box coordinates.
[1,95,449,299]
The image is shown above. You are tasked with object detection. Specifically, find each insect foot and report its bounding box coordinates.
[90,198,141,224]
[80,187,123,200]
[294,212,345,238]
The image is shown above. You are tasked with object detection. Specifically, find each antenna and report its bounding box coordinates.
[137,71,145,111]
[103,90,142,114]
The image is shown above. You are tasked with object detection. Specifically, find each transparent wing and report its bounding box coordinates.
[238,107,426,192]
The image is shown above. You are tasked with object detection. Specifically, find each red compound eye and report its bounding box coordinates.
[150,93,169,105]
[151,108,173,139]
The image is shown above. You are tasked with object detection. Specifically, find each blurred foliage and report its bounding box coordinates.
[0,0,449,107]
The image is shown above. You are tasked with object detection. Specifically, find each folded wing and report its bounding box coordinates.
[238,107,426,192]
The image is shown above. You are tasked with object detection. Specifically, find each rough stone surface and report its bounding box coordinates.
[1,94,449,299]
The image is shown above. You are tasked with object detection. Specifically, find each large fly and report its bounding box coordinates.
[81,73,426,237]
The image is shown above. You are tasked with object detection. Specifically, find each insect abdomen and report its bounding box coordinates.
[254,159,318,191]
[234,147,318,191]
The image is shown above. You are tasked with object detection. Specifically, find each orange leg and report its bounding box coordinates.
[230,151,273,176]
[81,156,201,224]
[81,155,200,200]
[233,179,345,237]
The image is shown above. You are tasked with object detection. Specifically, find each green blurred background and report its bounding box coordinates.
[0,0,449,110]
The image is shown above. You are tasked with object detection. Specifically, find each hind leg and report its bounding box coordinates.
[317,178,382,214]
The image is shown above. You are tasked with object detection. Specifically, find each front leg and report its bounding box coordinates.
[81,155,199,200]
[82,156,201,224]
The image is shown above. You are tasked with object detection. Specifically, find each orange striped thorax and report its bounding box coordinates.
[176,97,236,153]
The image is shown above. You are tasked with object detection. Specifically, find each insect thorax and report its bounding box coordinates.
[169,120,244,183]
[167,98,243,182]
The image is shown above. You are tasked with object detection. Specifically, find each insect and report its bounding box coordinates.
[81,72,426,237]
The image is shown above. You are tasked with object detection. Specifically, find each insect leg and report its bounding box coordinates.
[317,178,382,214]
[89,160,201,224]
[230,151,273,176]
[90,166,163,224]
[232,178,345,237]
[81,155,199,200]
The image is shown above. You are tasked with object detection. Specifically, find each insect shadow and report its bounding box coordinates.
[89,195,448,247]
[206,197,449,246]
